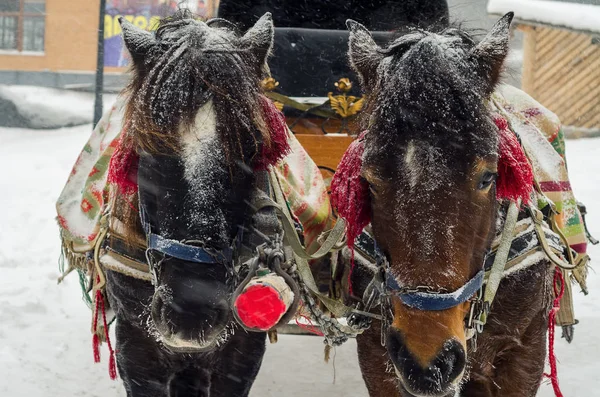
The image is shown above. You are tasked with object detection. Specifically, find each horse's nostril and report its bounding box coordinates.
[435,339,466,384]
[387,329,466,395]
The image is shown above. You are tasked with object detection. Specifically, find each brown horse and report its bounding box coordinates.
[344,13,554,397]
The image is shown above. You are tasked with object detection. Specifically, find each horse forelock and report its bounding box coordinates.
[123,10,269,169]
[364,27,498,161]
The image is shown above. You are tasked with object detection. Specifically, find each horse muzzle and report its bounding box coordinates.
[150,263,232,352]
[387,328,465,397]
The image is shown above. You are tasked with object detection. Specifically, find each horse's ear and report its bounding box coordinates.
[347,19,383,90]
[119,17,156,64]
[471,12,514,93]
[240,12,274,73]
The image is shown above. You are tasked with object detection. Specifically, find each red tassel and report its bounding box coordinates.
[544,268,565,397]
[108,127,139,195]
[92,291,101,363]
[108,351,118,380]
[330,132,371,248]
[494,116,534,203]
[254,96,291,170]
[330,132,370,297]
[93,289,118,380]
[92,333,101,363]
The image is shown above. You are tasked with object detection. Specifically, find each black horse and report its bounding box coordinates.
[105,10,284,396]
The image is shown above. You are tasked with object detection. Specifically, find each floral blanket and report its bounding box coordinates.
[57,87,588,284]
[491,85,589,327]
[491,85,587,255]
[56,97,332,259]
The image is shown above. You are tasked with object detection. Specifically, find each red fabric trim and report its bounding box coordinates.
[330,132,370,247]
[494,116,534,203]
[539,181,572,192]
[330,132,370,296]
[254,96,291,170]
[107,127,139,196]
[569,243,587,254]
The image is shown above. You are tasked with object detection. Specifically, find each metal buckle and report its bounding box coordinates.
[145,248,164,286]
[466,288,488,334]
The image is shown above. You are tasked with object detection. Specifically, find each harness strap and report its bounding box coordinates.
[92,210,111,291]
[266,169,347,260]
[147,233,231,264]
[531,207,577,271]
[263,169,378,323]
[386,270,485,311]
[481,200,520,325]
[484,217,564,273]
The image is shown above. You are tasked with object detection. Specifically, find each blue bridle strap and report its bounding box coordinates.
[385,269,484,311]
[147,233,232,264]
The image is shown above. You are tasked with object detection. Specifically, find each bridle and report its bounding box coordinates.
[384,266,485,312]
[351,232,487,343]
[136,152,242,285]
[141,204,241,287]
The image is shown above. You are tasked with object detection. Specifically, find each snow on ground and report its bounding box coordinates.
[0,123,599,396]
[0,85,118,129]
[488,0,600,34]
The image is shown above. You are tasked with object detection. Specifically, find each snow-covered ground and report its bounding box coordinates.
[0,122,598,396]
[0,86,118,129]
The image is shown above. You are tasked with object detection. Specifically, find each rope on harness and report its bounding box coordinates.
[266,169,372,344]
[545,267,565,397]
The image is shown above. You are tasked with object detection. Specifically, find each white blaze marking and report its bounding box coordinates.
[404,140,420,188]
[179,99,218,183]
[180,99,217,147]
[177,99,227,237]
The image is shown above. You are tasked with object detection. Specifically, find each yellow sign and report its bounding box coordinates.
[104,14,162,39]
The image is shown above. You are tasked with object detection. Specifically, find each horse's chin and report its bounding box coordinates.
[394,367,461,397]
[158,330,222,353]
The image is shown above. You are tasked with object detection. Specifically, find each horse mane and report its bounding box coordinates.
[122,9,271,167]
[114,9,278,246]
[361,24,498,160]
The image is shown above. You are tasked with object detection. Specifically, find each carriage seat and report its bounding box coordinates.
[270,28,395,97]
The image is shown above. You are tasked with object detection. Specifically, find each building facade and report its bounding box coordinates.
[0,0,217,90]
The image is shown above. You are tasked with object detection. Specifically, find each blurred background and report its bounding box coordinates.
[0,0,598,134]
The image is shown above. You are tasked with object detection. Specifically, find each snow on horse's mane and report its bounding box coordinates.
[107,97,290,195]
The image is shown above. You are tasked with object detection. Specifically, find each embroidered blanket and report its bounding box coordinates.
[56,97,332,259]
[57,86,588,273]
[491,85,589,327]
[491,85,587,255]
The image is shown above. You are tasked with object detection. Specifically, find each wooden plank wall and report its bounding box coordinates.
[520,25,600,129]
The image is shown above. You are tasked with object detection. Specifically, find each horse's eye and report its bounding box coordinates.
[478,171,497,190]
